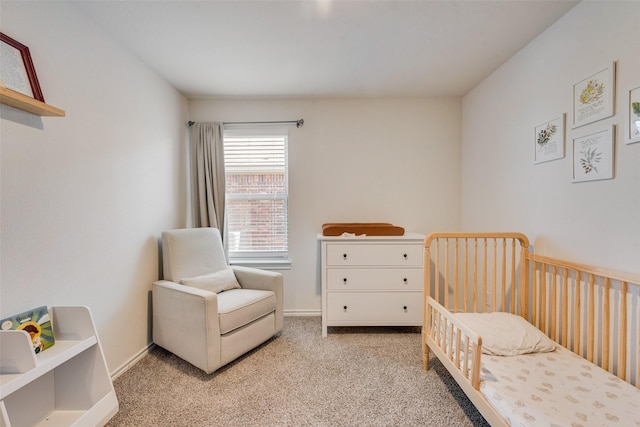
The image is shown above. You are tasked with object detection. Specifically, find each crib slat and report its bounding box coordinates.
[541,263,547,333]
[434,239,440,303]
[562,268,569,348]
[454,239,459,312]
[587,274,595,362]
[471,343,481,389]
[619,282,627,381]
[473,239,478,312]
[444,239,449,309]
[520,245,528,318]
[532,261,538,328]
[483,239,488,312]
[603,278,610,371]
[464,239,469,312]
[574,271,581,355]
[492,239,497,311]
[510,240,516,313]
[550,266,557,341]
[447,322,454,359]
[463,336,470,379]
[501,239,507,310]
[455,326,462,370]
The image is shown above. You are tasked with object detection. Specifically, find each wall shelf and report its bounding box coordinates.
[0,306,118,427]
[0,87,65,117]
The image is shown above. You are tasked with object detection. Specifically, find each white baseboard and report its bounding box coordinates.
[284,309,321,317]
[110,342,155,381]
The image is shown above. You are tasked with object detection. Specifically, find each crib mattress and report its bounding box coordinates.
[479,345,640,426]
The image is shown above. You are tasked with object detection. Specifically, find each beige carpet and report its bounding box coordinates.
[110,316,489,426]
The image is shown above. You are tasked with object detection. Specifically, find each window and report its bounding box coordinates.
[223,128,289,267]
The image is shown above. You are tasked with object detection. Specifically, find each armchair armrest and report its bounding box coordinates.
[231,266,284,333]
[152,280,221,373]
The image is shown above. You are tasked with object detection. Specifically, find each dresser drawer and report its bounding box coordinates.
[325,244,422,266]
[326,268,422,290]
[326,292,422,323]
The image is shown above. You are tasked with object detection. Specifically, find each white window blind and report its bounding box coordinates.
[223,129,289,262]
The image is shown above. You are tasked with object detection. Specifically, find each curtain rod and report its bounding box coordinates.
[188,119,304,128]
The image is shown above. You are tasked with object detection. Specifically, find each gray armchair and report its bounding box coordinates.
[152,227,283,374]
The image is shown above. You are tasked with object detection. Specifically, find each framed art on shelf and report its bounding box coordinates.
[534,114,565,164]
[0,32,44,102]
[572,62,615,128]
[628,86,640,144]
[572,126,615,183]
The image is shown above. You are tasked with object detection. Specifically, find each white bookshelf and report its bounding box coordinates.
[0,306,118,427]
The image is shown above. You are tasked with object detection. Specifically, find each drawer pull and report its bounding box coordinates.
[343,305,348,311]
[403,253,408,259]
[403,277,408,284]
[343,278,348,284]
[343,253,348,260]
[403,305,408,311]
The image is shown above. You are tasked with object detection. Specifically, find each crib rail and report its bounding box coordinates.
[527,253,640,387]
[425,297,482,389]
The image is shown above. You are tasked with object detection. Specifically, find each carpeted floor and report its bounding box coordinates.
[110,316,490,426]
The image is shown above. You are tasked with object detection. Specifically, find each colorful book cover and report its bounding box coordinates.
[1,306,55,354]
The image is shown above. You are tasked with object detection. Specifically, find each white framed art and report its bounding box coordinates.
[628,86,640,144]
[534,114,565,164]
[572,126,615,183]
[572,62,615,128]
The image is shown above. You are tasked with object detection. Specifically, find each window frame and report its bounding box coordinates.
[223,126,291,269]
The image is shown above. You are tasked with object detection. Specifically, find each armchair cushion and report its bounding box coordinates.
[217,289,276,334]
[180,268,241,294]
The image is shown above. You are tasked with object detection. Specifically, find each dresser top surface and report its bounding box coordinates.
[317,232,425,242]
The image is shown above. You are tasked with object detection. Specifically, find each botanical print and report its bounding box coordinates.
[579,79,605,105]
[534,115,564,164]
[628,87,640,144]
[579,146,601,173]
[537,123,557,147]
[572,127,614,183]
[573,63,615,128]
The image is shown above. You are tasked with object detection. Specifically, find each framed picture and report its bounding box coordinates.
[572,62,615,128]
[534,114,565,164]
[572,126,615,183]
[628,86,640,145]
[0,32,44,102]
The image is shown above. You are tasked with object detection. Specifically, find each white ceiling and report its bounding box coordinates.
[74,0,579,99]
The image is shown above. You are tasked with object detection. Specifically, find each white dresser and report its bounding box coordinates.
[318,233,425,337]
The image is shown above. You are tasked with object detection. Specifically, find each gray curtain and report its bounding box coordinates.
[190,122,225,235]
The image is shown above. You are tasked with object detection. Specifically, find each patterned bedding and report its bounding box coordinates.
[479,345,640,426]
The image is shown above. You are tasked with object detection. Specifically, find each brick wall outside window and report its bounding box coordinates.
[226,172,287,252]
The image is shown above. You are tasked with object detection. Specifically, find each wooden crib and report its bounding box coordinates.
[422,232,640,426]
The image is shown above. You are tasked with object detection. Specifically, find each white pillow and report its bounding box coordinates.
[180,268,241,293]
[454,312,556,356]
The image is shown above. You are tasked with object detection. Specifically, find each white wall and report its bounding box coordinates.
[190,97,462,313]
[461,1,640,273]
[0,2,189,374]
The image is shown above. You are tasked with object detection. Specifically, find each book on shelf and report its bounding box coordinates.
[1,305,55,354]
